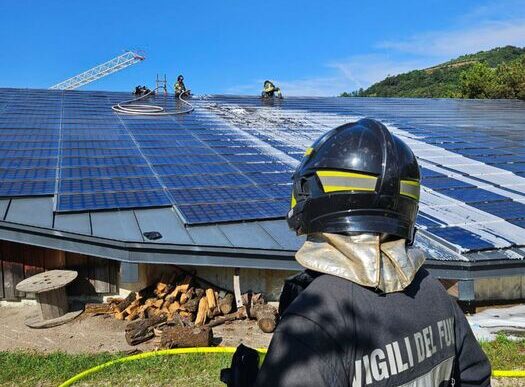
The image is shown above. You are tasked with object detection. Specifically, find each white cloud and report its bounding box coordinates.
[379,19,525,58]
[271,55,430,96]
[328,55,430,88]
[226,3,525,96]
[225,56,431,97]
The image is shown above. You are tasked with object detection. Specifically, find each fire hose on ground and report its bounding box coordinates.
[58,347,267,387]
[57,346,524,386]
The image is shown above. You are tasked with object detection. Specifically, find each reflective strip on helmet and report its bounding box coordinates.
[304,147,314,156]
[316,170,377,193]
[400,179,420,200]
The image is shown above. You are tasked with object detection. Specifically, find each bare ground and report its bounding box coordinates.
[0,305,272,353]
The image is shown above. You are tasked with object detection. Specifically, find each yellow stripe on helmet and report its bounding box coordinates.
[291,193,297,209]
[316,170,378,193]
[400,179,420,200]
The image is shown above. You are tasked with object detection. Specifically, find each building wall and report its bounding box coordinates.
[119,262,296,302]
[0,240,118,300]
[474,276,525,301]
[2,239,524,304]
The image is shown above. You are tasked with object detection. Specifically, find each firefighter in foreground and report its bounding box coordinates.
[174,74,190,97]
[261,80,283,98]
[223,118,491,386]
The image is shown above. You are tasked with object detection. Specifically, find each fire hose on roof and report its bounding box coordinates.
[111,86,194,115]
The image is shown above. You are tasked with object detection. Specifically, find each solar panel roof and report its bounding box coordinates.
[1,87,524,255]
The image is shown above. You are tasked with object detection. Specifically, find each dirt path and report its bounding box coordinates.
[0,305,272,353]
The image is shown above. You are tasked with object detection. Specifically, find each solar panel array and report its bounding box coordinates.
[1,88,524,254]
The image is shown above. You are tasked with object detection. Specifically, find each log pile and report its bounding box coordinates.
[84,272,278,347]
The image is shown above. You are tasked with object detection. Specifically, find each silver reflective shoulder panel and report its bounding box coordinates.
[398,356,454,387]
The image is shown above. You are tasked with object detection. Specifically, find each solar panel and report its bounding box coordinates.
[428,227,495,251]
[0,168,56,180]
[59,176,162,194]
[0,180,55,197]
[438,188,508,203]
[162,173,254,189]
[154,163,238,176]
[471,200,525,220]
[0,158,56,169]
[60,165,153,179]
[57,190,171,212]
[2,87,525,255]
[61,156,147,167]
[421,177,474,190]
[178,199,289,224]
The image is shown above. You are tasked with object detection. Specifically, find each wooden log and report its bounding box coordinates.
[195,297,209,326]
[84,303,113,315]
[206,288,219,318]
[180,287,194,304]
[251,304,278,333]
[160,326,213,349]
[124,299,141,315]
[115,292,137,313]
[115,310,128,320]
[182,297,200,313]
[179,311,194,321]
[206,288,217,310]
[153,299,164,309]
[207,309,247,328]
[252,293,265,305]
[219,293,235,315]
[138,305,148,319]
[125,315,167,346]
[155,281,169,297]
[194,288,205,299]
[106,297,124,305]
[168,301,180,314]
[125,307,140,321]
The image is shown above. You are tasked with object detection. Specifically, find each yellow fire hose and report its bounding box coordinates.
[58,347,524,386]
[58,347,267,387]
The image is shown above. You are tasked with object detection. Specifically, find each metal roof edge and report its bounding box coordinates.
[0,220,298,269]
[1,220,524,276]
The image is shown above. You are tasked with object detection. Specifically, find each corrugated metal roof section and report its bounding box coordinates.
[0,88,524,272]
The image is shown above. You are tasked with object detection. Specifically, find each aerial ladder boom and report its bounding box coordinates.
[49,51,145,90]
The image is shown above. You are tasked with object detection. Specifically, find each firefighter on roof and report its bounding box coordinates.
[174,75,190,97]
[261,80,282,99]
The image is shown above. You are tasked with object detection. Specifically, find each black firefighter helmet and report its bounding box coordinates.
[287,118,420,243]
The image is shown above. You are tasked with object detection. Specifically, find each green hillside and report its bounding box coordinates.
[342,46,525,99]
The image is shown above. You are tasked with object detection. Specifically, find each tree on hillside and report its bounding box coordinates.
[495,56,525,100]
[340,46,525,100]
[459,57,525,100]
[459,63,499,98]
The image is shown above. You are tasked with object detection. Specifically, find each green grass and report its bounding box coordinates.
[0,351,231,387]
[0,336,523,386]
[481,334,525,371]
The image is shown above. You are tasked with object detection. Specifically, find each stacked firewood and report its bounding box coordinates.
[84,272,278,347]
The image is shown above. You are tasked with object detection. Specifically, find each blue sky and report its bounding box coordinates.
[0,0,524,96]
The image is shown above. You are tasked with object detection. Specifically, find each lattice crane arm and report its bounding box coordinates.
[49,51,145,90]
